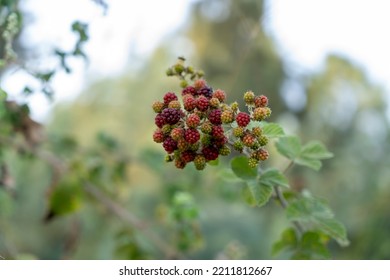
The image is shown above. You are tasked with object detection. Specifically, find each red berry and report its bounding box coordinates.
[194,79,206,89]
[182,86,196,96]
[212,89,226,102]
[254,95,268,107]
[183,95,197,112]
[174,158,186,169]
[184,129,200,144]
[181,150,196,163]
[236,112,250,127]
[163,137,177,153]
[161,108,181,125]
[212,125,225,139]
[242,133,256,147]
[196,96,209,111]
[186,113,200,128]
[153,129,165,143]
[197,86,213,99]
[201,146,219,161]
[170,127,184,141]
[208,109,222,125]
[154,113,166,128]
[163,92,178,105]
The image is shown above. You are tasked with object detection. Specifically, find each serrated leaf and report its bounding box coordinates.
[300,231,331,259]
[261,122,285,138]
[275,136,301,160]
[230,156,257,180]
[260,168,289,188]
[272,228,297,256]
[286,197,349,246]
[217,168,242,183]
[245,180,273,207]
[294,157,322,171]
[300,141,334,159]
[241,184,257,206]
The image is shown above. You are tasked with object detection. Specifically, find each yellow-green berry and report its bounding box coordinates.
[243,90,255,105]
[221,110,234,124]
[194,154,206,170]
[233,141,244,152]
[152,101,165,113]
[248,157,259,168]
[168,100,181,109]
[232,127,244,138]
[258,135,269,146]
[252,126,262,137]
[219,145,231,156]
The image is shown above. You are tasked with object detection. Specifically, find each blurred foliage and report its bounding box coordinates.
[1,0,390,260]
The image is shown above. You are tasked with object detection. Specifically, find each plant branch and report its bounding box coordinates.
[83,182,183,259]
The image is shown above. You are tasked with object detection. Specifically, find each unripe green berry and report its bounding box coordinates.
[152,101,165,113]
[209,97,220,108]
[232,127,244,138]
[168,100,181,109]
[230,102,239,112]
[180,80,188,88]
[219,145,231,156]
[161,124,172,135]
[165,154,173,162]
[243,90,255,105]
[258,135,269,146]
[233,141,244,152]
[190,142,200,151]
[177,139,189,151]
[201,134,212,146]
[200,121,213,134]
[221,110,234,124]
[248,157,259,168]
[252,126,262,137]
[194,154,206,170]
[166,68,174,76]
[252,107,271,121]
[187,66,195,74]
[174,63,185,74]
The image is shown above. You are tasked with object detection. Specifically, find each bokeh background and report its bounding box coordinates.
[1,0,390,259]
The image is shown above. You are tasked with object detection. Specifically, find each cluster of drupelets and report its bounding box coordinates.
[152,60,272,170]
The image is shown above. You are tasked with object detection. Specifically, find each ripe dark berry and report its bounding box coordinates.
[212,89,226,102]
[212,125,225,139]
[155,113,166,128]
[186,113,200,128]
[181,150,196,163]
[182,86,196,96]
[254,95,268,107]
[236,112,250,127]
[201,146,219,161]
[153,129,165,143]
[163,92,178,105]
[184,129,200,144]
[163,137,177,153]
[208,109,222,125]
[196,96,209,111]
[161,108,181,125]
[197,86,213,99]
[183,95,197,111]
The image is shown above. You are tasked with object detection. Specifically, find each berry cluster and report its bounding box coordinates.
[152,59,272,170]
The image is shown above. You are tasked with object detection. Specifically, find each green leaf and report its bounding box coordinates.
[272,228,297,256]
[300,141,334,159]
[208,158,219,166]
[286,197,349,246]
[260,122,285,138]
[245,180,273,207]
[294,157,322,171]
[300,231,331,259]
[230,156,257,180]
[259,168,289,188]
[275,136,301,160]
[49,180,82,216]
[217,168,242,183]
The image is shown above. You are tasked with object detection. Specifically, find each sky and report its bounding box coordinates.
[2,0,390,121]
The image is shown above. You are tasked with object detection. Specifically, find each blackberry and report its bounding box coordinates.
[183,95,197,112]
[193,154,206,170]
[201,146,219,161]
[182,86,196,96]
[258,135,269,146]
[197,86,213,99]
[219,145,231,156]
[242,133,256,147]
[177,138,189,151]
[194,79,206,90]
[252,127,262,137]
[155,113,166,128]
[153,129,165,143]
[163,92,178,105]
[209,97,220,108]
[184,129,200,144]
[233,141,244,152]
[236,112,250,127]
[181,150,196,163]
[254,95,268,107]
[248,158,259,168]
[200,121,213,134]
[208,109,222,125]
[257,148,269,161]
[174,158,186,169]
[170,127,184,141]
[161,108,181,125]
[232,127,244,138]
[168,100,181,109]
[243,91,255,105]
[196,96,209,111]
[212,125,225,139]
[186,113,200,128]
[212,89,226,102]
[163,137,177,153]
[152,101,165,113]
[221,110,234,124]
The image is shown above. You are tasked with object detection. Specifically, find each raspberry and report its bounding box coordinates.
[212,125,225,139]
[170,127,184,141]
[221,110,234,124]
[163,92,178,105]
[201,146,219,161]
[161,108,181,125]
[174,158,186,169]
[182,86,196,96]
[177,139,189,151]
[243,91,255,105]
[209,97,220,108]
[196,96,209,111]
[168,100,181,109]
[248,158,259,168]
[197,86,213,99]
[252,107,269,121]
[183,95,197,112]
[194,79,206,90]
[193,154,206,170]
[186,113,200,128]
[254,95,268,107]
[252,127,262,137]
[200,121,213,134]
[181,150,196,163]
[232,127,244,138]
[219,145,231,156]
[153,129,165,143]
[208,109,222,125]
[184,129,200,144]
[155,113,166,128]
[212,89,226,102]
[236,112,250,127]
[258,135,269,146]
[163,137,177,153]
[152,101,165,113]
[233,141,244,152]
[242,133,256,147]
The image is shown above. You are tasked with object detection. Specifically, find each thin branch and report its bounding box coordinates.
[83,182,183,259]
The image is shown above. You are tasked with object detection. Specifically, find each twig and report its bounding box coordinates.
[83,182,183,259]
